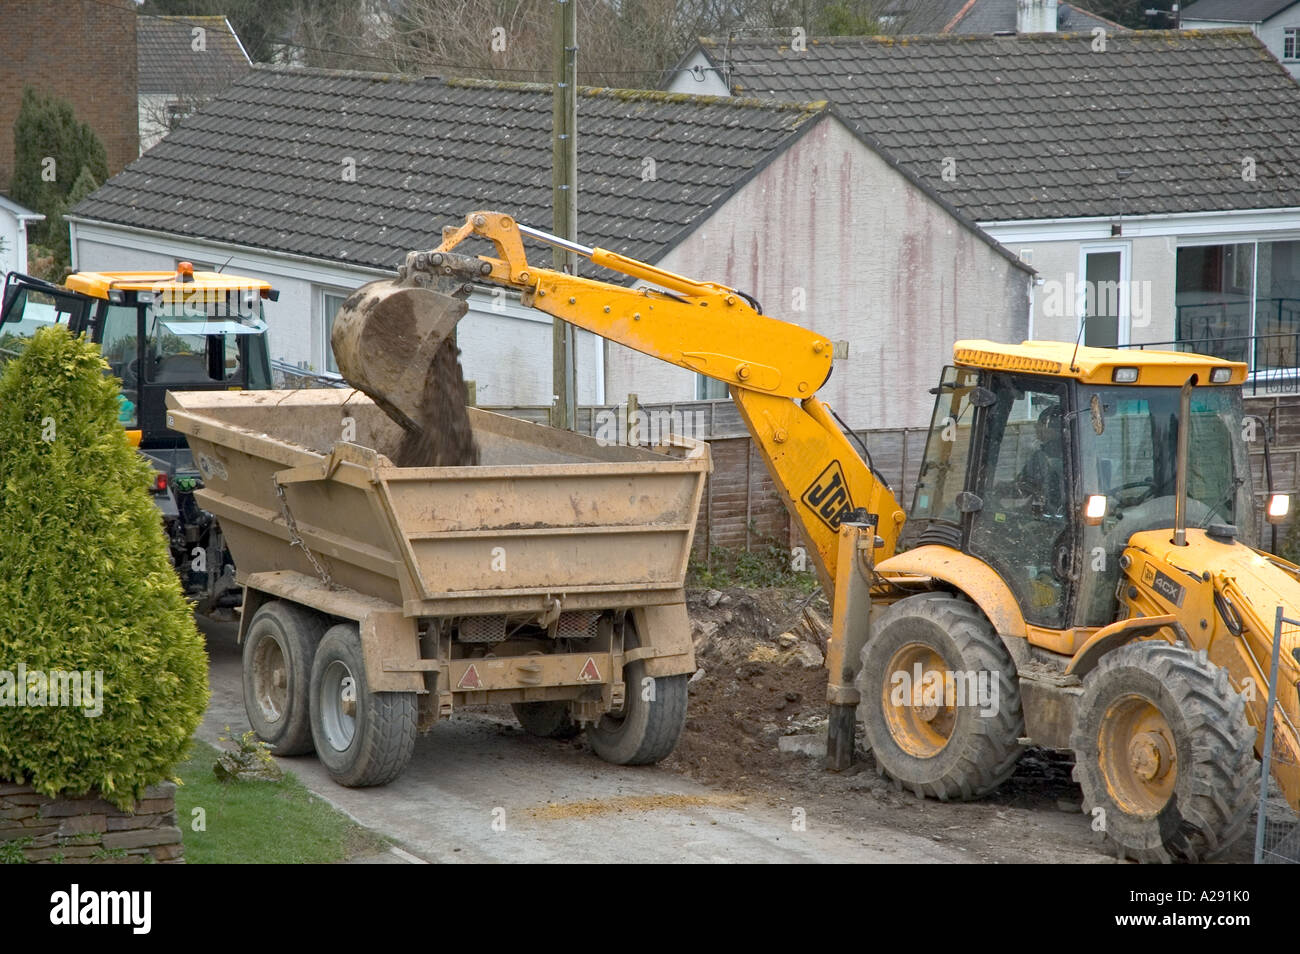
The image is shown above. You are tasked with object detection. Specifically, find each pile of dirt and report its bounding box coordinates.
[392,337,479,467]
[662,586,833,786]
[664,586,1143,862]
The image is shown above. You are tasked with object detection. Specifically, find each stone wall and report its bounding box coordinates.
[0,780,183,864]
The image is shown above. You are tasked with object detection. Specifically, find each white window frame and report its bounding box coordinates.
[1174,236,1260,344]
[1285,27,1299,60]
[318,286,350,375]
[1076,241,1132,347]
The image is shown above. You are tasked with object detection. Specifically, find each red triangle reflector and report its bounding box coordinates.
[578,657,601,681]
[458,664,481,690]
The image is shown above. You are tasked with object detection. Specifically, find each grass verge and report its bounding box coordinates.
[174,739,390,864]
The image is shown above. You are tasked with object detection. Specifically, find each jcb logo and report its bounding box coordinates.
[802,461,854,531]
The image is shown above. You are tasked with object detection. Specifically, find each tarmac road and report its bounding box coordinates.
[198,617,966,863]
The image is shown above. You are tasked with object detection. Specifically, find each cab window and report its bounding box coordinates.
[969,376,1072,629]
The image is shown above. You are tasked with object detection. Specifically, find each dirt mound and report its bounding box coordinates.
[662,586,833,786]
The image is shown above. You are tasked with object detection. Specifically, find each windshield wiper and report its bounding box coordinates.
[1199,476,1246,529]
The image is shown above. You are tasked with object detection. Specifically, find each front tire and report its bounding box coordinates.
[857,593,1023,800]
[1070,641,1255,863]
[242,601,325,756]
[309,623,417,787]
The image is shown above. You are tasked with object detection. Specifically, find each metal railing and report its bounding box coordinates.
[1175,297,1300,344]
[270,359,349,389]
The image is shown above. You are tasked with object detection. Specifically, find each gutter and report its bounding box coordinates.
[65,215,395,279]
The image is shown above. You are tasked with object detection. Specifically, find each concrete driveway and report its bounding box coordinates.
[198,617,963,863]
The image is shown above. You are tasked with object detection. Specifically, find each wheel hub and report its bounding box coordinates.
[1099,694,1178,816]
[881,642,957,758]
[319,661,358,752]
[1129,730,1172,782]
[252,635,288,723]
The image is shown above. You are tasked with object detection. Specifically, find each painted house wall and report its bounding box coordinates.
[1260,14,1300,78]
[603,117,1032,431]
[1183,16,1300,78]
[69,219,603,406]
[139,93,175,153]
[1006,235,1179,345]
[0,210,29,275]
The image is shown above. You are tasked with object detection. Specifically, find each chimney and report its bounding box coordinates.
[1017,0,1059,33]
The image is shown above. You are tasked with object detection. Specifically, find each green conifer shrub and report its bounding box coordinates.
[0,326,208,807]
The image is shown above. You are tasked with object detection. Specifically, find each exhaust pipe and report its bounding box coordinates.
[1173,375,1194,547]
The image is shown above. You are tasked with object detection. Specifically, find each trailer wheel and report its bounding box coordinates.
[512,701,581,739]
[1070,641,1255,863]
[242,601,325,756]
[309,623,417,787]
[587,629,687,765]
[857,593,1023,800]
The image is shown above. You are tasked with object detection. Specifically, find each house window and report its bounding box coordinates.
[1286,28,1299,60]
[1174,240,1300,373]
[322,290,348,373]
[696,373,727,400]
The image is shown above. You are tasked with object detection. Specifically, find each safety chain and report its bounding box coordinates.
[272,475,334,588]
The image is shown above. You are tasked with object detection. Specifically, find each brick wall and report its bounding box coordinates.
[0,780,183,863]
[0,0,139,190]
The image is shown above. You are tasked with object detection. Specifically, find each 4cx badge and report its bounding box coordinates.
[802,461,855,532]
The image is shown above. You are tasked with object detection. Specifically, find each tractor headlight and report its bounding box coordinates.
[1084,494,1108,526]
[1112,367,1139,384]
[1210,367,1233,384]
[1268,493,1290,524]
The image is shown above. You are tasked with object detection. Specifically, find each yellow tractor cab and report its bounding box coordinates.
[0,264,279,614]
[901,339,1254,642]
[1,265,277,449]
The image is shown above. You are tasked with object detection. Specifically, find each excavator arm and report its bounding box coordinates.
[386,210,907,596]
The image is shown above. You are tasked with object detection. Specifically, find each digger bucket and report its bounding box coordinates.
[330,279,468,432]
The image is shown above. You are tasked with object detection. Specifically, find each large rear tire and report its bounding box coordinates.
[309,623,417,787]
[1070,641,1255,863]
[513,701,581,739]
[857,593,1023,800]
[587,627,687,765]
[242,601,325,756]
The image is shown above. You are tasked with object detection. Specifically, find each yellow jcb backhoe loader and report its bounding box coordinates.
[333,210,1300,862]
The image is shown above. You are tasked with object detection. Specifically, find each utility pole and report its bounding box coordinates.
[551,0,578,429]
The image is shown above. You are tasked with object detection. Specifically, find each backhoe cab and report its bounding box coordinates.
[0,265,278,611]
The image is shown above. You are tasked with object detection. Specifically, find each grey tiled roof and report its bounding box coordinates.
[1180,0,1300,22]
[701,29,1300,221]
[137,15,250,95]
[74,66,828,272]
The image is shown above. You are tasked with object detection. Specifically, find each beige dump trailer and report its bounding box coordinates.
[166,389,708,786]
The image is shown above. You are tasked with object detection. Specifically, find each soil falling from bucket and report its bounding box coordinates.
[391,336,480,467]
